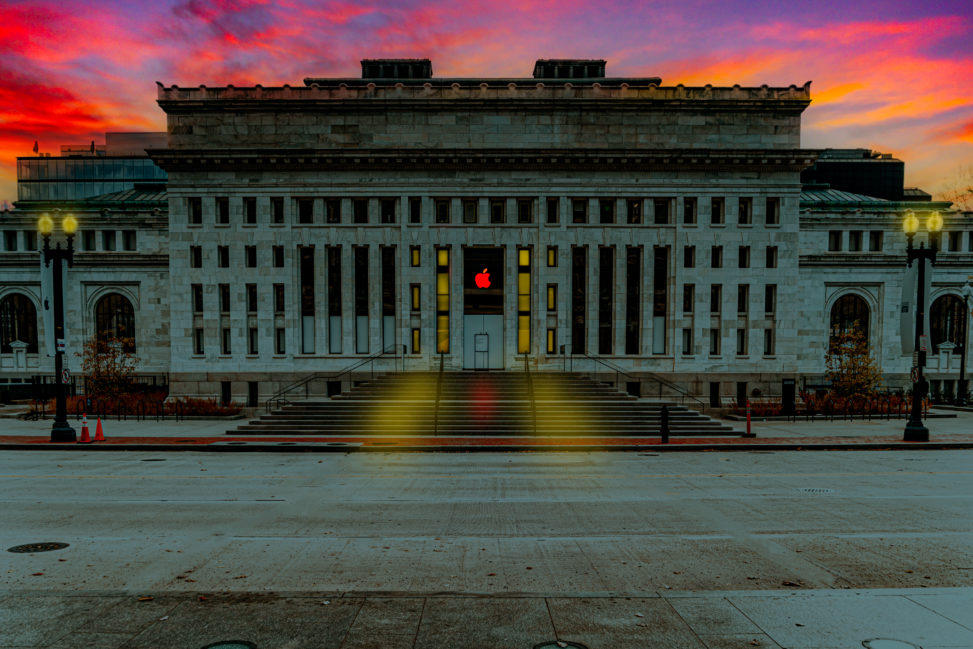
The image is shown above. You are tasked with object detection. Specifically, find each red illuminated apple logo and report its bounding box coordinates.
[475,268,491,288]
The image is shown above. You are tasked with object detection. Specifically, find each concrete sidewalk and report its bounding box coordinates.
[1,409,972,451]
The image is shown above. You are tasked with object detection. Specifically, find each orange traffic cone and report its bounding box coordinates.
[93,417,105,442]
[79,414,92,444]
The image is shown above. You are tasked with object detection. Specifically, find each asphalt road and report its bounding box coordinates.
[2,450,972,648]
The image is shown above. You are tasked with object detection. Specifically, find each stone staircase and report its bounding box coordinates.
[230,372,738,437]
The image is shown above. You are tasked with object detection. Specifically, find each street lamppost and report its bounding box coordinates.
[958,281,973,406]
[903,210,943,442]
[38,211,78,442]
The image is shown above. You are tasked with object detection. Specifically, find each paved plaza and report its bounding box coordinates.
[2,448,972,647]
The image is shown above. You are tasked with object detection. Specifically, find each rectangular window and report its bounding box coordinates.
[489,199,504,224]
[273,245,284,268]
[711,245,723,268]
[188,197,202,225]
[572,246,586,354]
[190,245,202,268]
[353,199,368,224]
[738,245,750,269]
[682,284,694,313]
[244,197,257,224]
[518,248,531,354]
[547,328,556,354]
[653,198,671,225]
[409,197,421,224]
[248,327,258,355]
[652,246,668,354]
[410,245,420,267]
[380,198,396,224]
[354,246,369,353]
[869,231,883,252]
[546,197,559,224]
[711,197,725,225]
[245,245,257,268]
[599,199,615,224]
[435,199,451,224]
[766,197,780,225]
[627,199,642,224]
[102,231,116,251]
[300,246,315,354]
[221,327,231,355]
[764,328,775,355]
[219,284,230,313]
[436,247,450,353]
[275,327,286,354]
[411,327,421,354]
[411,284,421,312]
[948,231,961,252]
[122,230,136,251]
[737,284,749,314]
[216,197,229,224]
[327,247,341,354]
[193,327,204,354]
[710,284,722,314]
[274,284,285,314]
[598,247,613,354]
[547,246,557,267]
[82,230,96,251]
[381,247,395,330]
[218,245,229,268]
[21,231,35,251]
[547,284,557,312]
[709,328,720,356]
[463,199,478,224]
[572,199,587,224]
[625,247,641,355]
[681,328,693,356]
[326,199,341,224]
[683,197,697,225]
[738,197,752,225]
[684,245,695,268]
[271,197,284,224]
[518,199,533,224]
[765,285,777,315]
[828,231,842,251]
[246,284,257,313]
[298,198,314,224]
[736,328,747,356]
[192,284,203,313]
[849,230,863,252]
[765,246,778,268]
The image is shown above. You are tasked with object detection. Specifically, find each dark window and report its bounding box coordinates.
[710,284,722,314]
[435,199,451,224]
[738,246,750,269]
[830,294,869,343]
[216,197,229,224]
[682,284,694,313]
[711,246,723,268]
[271,197,284,224]
[598,247,614,354]
[188,197,202,225]
[245,245,257,268]
[327,246,341,323]
[381,246,395,319]
[193,328,204,354]
[275,327,286,354]
[948,231,961,252]
[710,197,724,225]
[94,293,136,351]
[0,293,38,353]
[190,246,202,268]
[599,199,615,224]
[930,295,967,351]
[463,199,478,224]
[652,247,668,354]
[300,247,315,354]
[219,284,230,313]
[572,199,587,224]
[625,247,641,354]
[298,198,314,224]
[765,285,777,315]
[849,231,863,252]
[518,199,533,224]
[192,284,203,313]
[489,199,504,224]
[273,245,284,268]
[4,231,18,250]
[653,198,671,225]
[627,199,642,224]
[737,284,749,314]
[221,328,231,355]
[683,246,695,268]
[765,246,778,268]
[274,284,285,314]
[218,245,229,268]
[353,199,368,224]
[766,197,780,225]
[248,328,258,355]
[122,230,136,251]
[326,199,341,224]
[683,197,697,224]
[681,328,693,355]
[828,231,842,251]
[763,328,775,355]
[738,197,752,225]
[709,328,720,355]
[409,197,421,224]
[571,247,586,354]
[244,197,257,224]
[82,230,95,251]
[102,231,116,251]
[546,198,559,224]
[246,284,257,313]
[869,231,883,252]
[381,199,396,224]
[354,247,368,353]
[736,328,747,355]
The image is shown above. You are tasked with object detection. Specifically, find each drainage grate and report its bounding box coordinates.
[8,542,69,553]
[533,643,589,649]
[201,642,257,649]
[862,640,921,649]
[795,487,835,494]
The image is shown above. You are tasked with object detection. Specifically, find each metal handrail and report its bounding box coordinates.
[524,353,537,435]
[577,352,706,407]
[264,344,404,413]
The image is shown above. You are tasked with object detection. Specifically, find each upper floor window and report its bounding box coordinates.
[326,199,341,224]
[435,199,451,224]
[683,245,695,269]
[245,245,257,268]
[244,197,257,224]
[102,231,116,252]
[271,197,284,224]
[653,198,672,225]
[738,197,752,225]
[297,198,314,224]
[463,199,478,224]
[409,197,421,224]
[766,197,780,225]
[710,197,725,225]
[381,198,397,224]
[518,199,533,224]
[273,245,284,268]
[216,197,229,225]
[766,246,778,268]
[626,199,641,224]
[947,231,962,252]
[3,231,17,251]
[121,230,137,251]
[218,246,229,268]
[599,199,615,224]
[711,245,723,269]
[190,245,202,268]
[828,231,842,251]
[188,197,202,225]
[738,246,750,269]
[869,231,883,252]
[572,199,587,224]
[23,231,36,251]
[546,198,559,224]
[710,284,722,314]
[849,231,863,252]
[353,199,368,224]
[683,197,697,225]
[490,199,505,224]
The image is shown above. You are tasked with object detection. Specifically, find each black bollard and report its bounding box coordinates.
[660,404,670,444]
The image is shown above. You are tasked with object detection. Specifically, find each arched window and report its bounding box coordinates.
[0,294,38,353]
[930,295,967,351]
[94,293,136,351]
[830,294,870,343]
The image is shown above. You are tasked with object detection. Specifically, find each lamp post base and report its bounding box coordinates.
[903,420,929,442]
[50,422,76,443]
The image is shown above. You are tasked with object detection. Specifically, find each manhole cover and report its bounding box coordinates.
[795,487,835,494]
[141,458,166,462]
[533,642,588,649]
[862,640,921,649]
[201,642,257,649]
[8,542,69,553]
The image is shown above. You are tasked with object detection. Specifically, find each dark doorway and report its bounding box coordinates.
[463,247,504,314]
[709,381,720,408]
[220,381,231,406]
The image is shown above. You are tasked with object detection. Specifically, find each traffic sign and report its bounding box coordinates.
[61,369,70,384]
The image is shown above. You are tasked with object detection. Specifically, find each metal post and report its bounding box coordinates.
[959,292,970,406]
[660,405,669,444]
[43,238,76,443]
[905,240,930,442]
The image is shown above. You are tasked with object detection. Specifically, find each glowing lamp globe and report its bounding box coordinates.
[902,212,919,235]
[62,214,78,235]
[38,214,54,236]
[926,211,943,233]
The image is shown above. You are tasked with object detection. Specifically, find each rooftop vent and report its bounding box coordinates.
[533,59,606,79]
[361,59,432,79]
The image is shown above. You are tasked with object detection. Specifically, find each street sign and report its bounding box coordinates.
[919,335,929,352]
[56,338,65,353]
[911,367,919,383]
[61,369,70,384]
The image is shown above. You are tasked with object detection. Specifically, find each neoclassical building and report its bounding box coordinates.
[0,59,964,405]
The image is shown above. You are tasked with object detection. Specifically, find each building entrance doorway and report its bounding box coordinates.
[463,247,504,369]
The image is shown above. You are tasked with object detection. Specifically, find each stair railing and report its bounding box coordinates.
[577,352,706,408]
[523,353,537,435]
[264,344,404,413]
[433,351,444,436]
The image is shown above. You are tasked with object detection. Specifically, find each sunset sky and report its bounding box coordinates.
[1,0,971,206]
